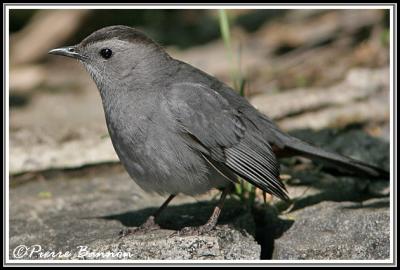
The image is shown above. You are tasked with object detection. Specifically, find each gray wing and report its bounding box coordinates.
[164,82,289,200]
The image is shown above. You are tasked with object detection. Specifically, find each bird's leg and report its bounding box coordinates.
[175,186,230,236]
[119,194,175,237]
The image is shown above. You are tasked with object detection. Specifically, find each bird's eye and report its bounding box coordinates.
[100,48,112,59]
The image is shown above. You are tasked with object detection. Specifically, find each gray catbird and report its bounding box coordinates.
[49,25,388,235]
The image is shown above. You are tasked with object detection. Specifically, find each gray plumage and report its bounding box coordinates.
[49,25,388,202]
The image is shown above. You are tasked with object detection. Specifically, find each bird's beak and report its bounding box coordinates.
[48,46,86,60]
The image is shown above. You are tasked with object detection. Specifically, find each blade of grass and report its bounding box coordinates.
[219,9,240,91]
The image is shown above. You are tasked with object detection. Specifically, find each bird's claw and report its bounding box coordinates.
[169,224,214,238]
[118,217,160,239]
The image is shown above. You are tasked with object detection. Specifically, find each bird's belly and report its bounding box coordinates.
[110,127,230,196]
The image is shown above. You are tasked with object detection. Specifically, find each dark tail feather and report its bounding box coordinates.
[279,136,389,180]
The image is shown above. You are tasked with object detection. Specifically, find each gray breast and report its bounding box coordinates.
[115,123,231,195]
[103,94,231,195]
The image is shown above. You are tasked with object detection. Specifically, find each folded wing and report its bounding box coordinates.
[164,82,289,200]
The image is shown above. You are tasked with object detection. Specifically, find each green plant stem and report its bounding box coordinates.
[218,9,242,91]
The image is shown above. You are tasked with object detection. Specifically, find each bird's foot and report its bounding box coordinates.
[118,216,160,238]
[170,223,216,237]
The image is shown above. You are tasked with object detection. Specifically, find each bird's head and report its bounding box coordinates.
[49,25,169,91]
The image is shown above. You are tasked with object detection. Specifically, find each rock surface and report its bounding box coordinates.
[273,198,390,260]
[9,128,390,261]
[70,227,260,260]
[9,165,260,260]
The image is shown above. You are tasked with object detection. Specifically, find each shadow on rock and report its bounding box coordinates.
[278,127,390,212]
[283,175,389,213]
[10,92,30,107]
[341,197,390,210]
[252,205,295,259]
[97,199,255,236]
[94,198,294,260]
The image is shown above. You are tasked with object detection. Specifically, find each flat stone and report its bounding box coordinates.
[68,226,260,260]
[9,165,260,260]
[273,198,390,260]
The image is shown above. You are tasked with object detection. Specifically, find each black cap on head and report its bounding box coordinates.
[80,25,155,47]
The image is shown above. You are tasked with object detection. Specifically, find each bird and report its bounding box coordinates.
[48,25,389,236]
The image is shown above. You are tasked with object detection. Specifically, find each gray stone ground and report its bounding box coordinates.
[273,198,390,260]
[9,165,260,260]
[9,129,390,261]
[70,226,260,260]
